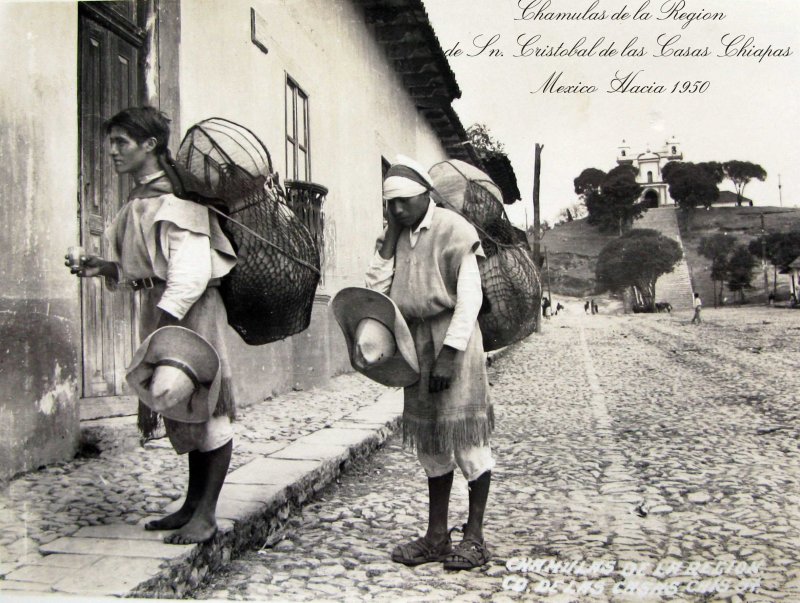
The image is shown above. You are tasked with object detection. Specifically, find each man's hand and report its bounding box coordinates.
[64,255,116,278]
[156,310,181,329]
[379,206,402,260]
[429,345,458,393]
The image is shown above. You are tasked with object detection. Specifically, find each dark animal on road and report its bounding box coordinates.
[655,302,672,313]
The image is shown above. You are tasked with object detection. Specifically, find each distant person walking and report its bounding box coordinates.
[691,293,703,324]
[584,301,590,314]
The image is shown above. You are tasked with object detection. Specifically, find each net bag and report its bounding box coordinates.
[172,118,320,345]
[429,160,541,351]
[478,244,540,351]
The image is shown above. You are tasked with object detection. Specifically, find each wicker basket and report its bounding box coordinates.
[174,118,321,345]
[429,160,541,351]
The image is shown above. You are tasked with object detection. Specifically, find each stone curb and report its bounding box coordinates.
[2,388,402,599]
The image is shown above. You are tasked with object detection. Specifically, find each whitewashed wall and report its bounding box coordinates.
[0,3,81,478]
[179,0,448,292]
[179,0,450,388]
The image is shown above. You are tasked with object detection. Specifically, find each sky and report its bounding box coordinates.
[422,0,800,226]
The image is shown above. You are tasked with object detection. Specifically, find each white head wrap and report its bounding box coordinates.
[382,155,435,200]
[382,176,428,200]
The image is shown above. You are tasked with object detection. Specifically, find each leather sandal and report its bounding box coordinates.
[391,533,453,566]
[443,534,491,571]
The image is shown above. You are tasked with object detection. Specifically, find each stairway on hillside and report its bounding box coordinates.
[636,207,695,311]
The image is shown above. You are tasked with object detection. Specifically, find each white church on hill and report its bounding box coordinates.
[616,137,683,207]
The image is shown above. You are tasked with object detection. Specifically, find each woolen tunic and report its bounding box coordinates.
[104,181,238,450]
[388,206,494,455]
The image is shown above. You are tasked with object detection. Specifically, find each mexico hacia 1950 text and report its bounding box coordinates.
[533,70,710,94]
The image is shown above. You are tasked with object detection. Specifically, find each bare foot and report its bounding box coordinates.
[163,517,217,544]
[145,507,194,531]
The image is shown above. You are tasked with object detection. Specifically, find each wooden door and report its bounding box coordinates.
[78,2,145,397]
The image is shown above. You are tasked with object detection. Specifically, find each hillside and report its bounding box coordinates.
[680,206,800,305]
[542,206,800,304]
[539,218,617,297]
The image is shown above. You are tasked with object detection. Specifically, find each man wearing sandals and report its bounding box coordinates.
[365,158,494,570]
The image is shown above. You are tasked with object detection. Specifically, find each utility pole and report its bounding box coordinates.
[532,143,543,333]
[532,143,543,266]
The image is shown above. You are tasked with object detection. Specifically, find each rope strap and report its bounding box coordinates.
[206,204,321,275]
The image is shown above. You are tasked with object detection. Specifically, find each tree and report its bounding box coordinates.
[573,168,606,198]
[698,161,725,185]
[698,233,736,306]
[572,168,605,227]
[525,220,551,246]
[748,231,800,294]
[556,201,588,225]
[662,161,720,230]
[661,160,681,183]
[582,165,645,235]
[774,231,800,268]
[726,245,757,302]
[723,161,767,206]
[466,123,505,157]
[595,228,683,310]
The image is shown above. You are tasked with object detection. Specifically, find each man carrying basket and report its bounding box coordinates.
[67,107,237,544]
[364,158,495,570]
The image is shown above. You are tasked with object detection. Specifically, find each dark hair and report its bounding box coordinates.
[103,106,171,155]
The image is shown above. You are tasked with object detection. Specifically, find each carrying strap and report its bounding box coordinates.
[435,193,516,251]
[205,204,320,274]
[384,164,433,190]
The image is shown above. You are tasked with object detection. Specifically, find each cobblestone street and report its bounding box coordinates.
[195,306,800,602]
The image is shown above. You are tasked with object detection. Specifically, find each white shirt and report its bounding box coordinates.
[108,224,212,320]
[155,225,213,320]
[365,201,483,351]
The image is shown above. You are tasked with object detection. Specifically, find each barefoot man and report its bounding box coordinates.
[67,107,237,544]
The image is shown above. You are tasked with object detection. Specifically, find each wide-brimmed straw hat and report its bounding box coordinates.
[331,287,419,387]
[126,326,221,423]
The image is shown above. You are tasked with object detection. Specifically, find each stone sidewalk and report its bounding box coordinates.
[0,372,403,598]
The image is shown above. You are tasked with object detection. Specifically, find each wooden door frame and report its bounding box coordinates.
[77,0,181,416]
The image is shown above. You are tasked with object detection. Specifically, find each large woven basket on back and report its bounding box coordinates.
[173,118,320,345]
[429,160,541,351]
